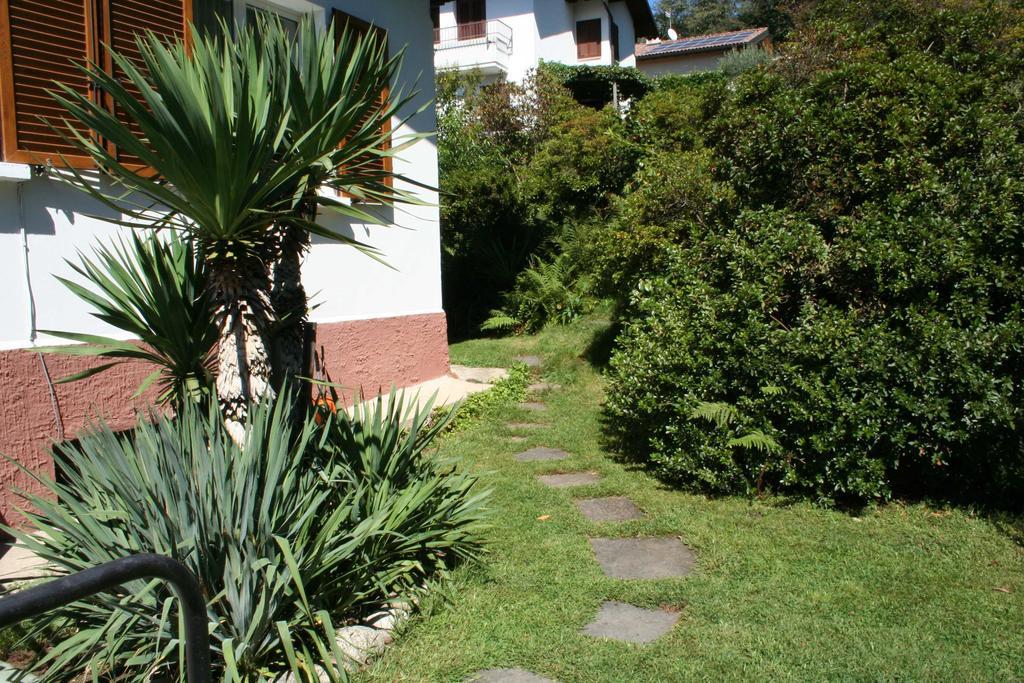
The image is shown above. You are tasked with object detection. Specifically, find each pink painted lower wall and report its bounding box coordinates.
[0,312,450,529]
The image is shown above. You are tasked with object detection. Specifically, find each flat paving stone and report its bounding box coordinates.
[536,471,601,488]
[589,537,696,579]
[529,382,561,393]
[514,355,542,368]
[509,435,528,443]
[520,402,547,412]
[507,422,543,430]
[451,365,509,384]
[582,601,679,643]
[469,669,555,683]
[515,447,569,462]
[575,496,645,522]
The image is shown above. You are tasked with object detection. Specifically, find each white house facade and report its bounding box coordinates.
[431,0,658,83]
[0,0,447,526]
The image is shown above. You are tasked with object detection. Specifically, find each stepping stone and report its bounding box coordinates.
[529,382,560,393]
[507,422,542,430]
[510,436,528,443]
[582,601,679,643]
[575,497,645,522]
[520,402,546,412]
[451,365,509,384]
[470,669,555,683]
[536,471,601,488]
[515,447,569,462]
[514,355,542,368]
[589,537,696,579]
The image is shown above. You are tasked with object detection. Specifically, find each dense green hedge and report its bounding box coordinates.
[604,0,1024,507]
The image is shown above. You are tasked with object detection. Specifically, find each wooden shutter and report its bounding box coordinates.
[576,18,602,60]
[0,0,191,169]
[332,10,392,197]
[0,0,98,167]
[103,0,191,169]
[456,0,485,40]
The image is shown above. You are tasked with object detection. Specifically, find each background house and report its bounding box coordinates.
[0,0,447,527]
[431,0,658,83]
[635,26,772,76]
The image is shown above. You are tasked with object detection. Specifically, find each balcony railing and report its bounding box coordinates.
[434,19,513,55]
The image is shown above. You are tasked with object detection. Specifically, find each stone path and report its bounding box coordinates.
[473,355,696,682]
[470,669,555,683]
[582,601,680,643]
[589,537,696,580]
[515,447,570,463]
[536,471,601,488]
[575,496,645,522]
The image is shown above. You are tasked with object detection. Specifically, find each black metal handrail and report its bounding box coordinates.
[0,554,211,682]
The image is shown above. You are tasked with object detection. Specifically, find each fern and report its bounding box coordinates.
[482,311,517,331]
[691,401,739,429]
[727,430,782,454]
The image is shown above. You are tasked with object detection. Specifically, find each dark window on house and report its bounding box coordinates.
[431,4,441,44]
[0,0,191,168]
[331,9,393,195]
[456,0,486,40]
[610,20,620,62]
[576,18,602,60]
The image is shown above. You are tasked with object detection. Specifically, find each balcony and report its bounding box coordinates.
[433,20,513,77]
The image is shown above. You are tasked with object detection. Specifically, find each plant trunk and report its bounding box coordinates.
[210,257,276,444]
[270,204,313,395]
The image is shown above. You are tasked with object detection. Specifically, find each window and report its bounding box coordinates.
[235,0,302,41]
[576,18,602,60]
[456,0,485,41]
[331,9,392,195]
[610,20,620,62]
[431,4,441,45]
[0,0,191,168]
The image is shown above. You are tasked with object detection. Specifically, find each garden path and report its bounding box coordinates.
[469,358,695,683]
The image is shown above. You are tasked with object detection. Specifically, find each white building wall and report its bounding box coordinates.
[0,0,442,349]
[636,50,730,77]
[437,0,642,83]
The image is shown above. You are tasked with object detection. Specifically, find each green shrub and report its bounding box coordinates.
[605,0,1024,507]
[39,231,217,407]
[8,393,488,681]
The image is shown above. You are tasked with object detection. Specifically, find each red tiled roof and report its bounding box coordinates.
[636,27,769,60]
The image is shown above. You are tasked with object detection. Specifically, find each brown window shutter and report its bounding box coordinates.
[332,10,392,199]
[456,0,485,41]
[576,18,602,60]
[0,0,99,168]
[103,0,191,170]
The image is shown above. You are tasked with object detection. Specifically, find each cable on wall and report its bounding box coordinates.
[18,177,66,441]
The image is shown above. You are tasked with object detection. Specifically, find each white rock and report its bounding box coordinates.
[335,625,390,666]
[276,664,330,683]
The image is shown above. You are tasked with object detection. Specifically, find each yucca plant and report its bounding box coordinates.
[38,231,216,408]
[259,15,426,386]
[5,392,489,681]
[49,18,415,440]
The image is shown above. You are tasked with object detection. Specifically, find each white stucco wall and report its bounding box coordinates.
[437,0,642,83]
[0,0,442,349]
[636,49,731,77]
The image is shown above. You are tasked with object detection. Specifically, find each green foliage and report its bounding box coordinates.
[7,392,488,681]
[605,0,1024,507]
[437,69,632,337]
[654,0,794,39]
[38,231,217,406]
[538,61,654,107]
[718,45,772,76]
[444,363,531,432]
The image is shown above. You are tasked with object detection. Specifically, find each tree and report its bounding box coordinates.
[52,19,417,441]
[654,0,794,39]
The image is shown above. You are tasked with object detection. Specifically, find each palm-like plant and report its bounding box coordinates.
[38,232,216,407]
[50,18,418,440]
[260,16,426,386]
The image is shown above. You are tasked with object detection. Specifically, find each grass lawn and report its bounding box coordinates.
[357,317,1024,682]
